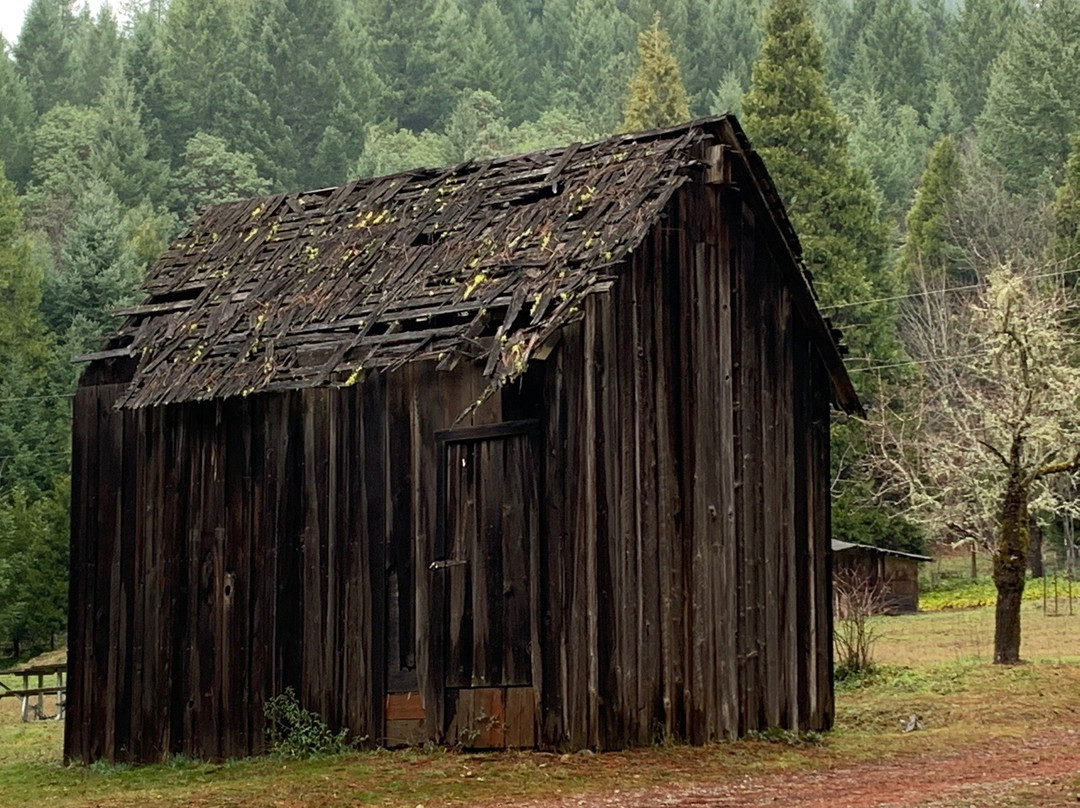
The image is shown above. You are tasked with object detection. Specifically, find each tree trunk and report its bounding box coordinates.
[994,584,1023,663]
[993,466,1028,664]
[1028,518,1043,578]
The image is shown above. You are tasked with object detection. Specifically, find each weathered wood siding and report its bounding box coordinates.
[66,362,512,763]
[533,173,834,749]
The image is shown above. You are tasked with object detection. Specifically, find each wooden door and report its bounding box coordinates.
[435,422,539,747]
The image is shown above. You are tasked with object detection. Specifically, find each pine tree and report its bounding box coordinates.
[0,167,43,363]
[693,0,762,116]
[809,0,851,83]
[708,69,747,117]
[1052,131,1080,274]
[539,0,576,74]
[359,0,468,131]
[67,4,122,104]
[947,0,1021,127]
[0,163,63,497]
[24,103,103,250]
[918,0,952,81]
[0,43,36,189]
[834,0,876,84]
[978,0,1080,191]
[461,1,527,123]
[899,135,964,283]
[845,89,930,217]
[122,6,172,166]
[621,16,690,132]
[172,132,271,219]
[925,77,964,141]
[627,0,692,105]
[742,0,898,371]
[839,0,931,117]
[561,0,637,133]
[158,0,261,163]
[25,82,167,253]
[12,0,77,115]
[743,0,846,166]
[242,0,382,190]
[91,72,169,208]
[41,179,142,354]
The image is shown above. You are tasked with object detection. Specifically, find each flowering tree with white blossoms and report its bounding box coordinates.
[868,264,1080,663]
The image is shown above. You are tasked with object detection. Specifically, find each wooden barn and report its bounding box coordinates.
[66,116,860,764]
[832,540,932,614]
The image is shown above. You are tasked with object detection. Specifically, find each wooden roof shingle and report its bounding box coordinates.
[90,116,858,413]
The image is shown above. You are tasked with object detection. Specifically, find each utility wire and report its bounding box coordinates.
[0,393,74,404]
[0,451,70,461]
[847,350,992,374]
[818,267,1080,312]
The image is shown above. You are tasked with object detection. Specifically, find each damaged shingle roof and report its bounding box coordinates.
[93,116,849,411]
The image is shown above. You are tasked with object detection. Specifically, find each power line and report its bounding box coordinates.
[0,393,74,405]
[821,283,983,312]
[818,267,1080,312]
[847,350,992,374]
[0,451,70,461]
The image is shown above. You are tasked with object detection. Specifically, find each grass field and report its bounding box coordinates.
[0,600,1077,808]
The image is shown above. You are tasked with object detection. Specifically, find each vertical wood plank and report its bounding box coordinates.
[584,297,600,749]
[716,186,739,740]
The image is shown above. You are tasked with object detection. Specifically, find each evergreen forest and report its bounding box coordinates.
[2,0,1080,660]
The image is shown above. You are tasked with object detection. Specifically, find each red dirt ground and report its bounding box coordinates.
[493,730,1080,808]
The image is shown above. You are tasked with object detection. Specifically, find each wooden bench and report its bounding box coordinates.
[0,686,66,721]
[0,664,66,722]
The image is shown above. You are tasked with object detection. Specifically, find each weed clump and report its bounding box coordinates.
[263,688,352,758]
[745,727,824,746]
[834,568,889,678]
[88,759,133,775]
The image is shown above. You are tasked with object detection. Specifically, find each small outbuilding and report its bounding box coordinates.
[66,116,860,763]
[831,540,932,614]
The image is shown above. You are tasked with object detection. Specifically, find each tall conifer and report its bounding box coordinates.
[0,45,36,189]
[742,0,899,370]
[621,16,690,132]
[1052,132,1080,274]
[562,0,637,133]
[13,0,76,115]
[0,164,63,496]
[900,135,964,283]
[978,0,1080,190]
[947,0,1020,127]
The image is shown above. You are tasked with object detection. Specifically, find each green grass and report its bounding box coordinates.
[0,602,1077,807]
[868,599,1080,666]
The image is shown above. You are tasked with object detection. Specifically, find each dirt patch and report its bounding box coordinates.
[494,730,1080,808]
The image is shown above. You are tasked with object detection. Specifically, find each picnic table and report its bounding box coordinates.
[0,652,66,722]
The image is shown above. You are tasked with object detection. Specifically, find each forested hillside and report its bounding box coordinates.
[2,0,1079,658]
